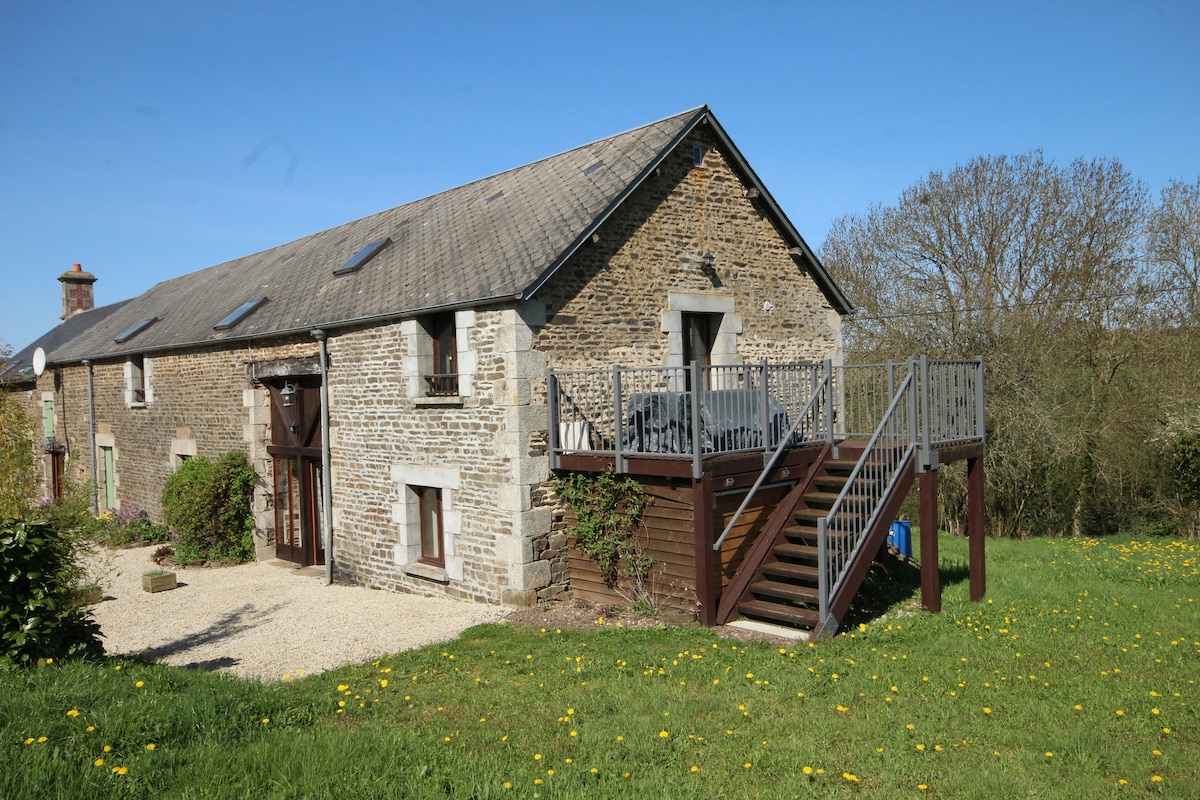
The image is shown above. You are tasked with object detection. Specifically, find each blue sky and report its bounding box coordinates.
[2,1,1198,351]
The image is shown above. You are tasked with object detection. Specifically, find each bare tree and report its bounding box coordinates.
[821,152,1162,537]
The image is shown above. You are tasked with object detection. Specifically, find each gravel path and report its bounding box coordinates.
[87,547,506,681]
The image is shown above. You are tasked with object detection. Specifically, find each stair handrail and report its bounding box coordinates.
[712,363,830,552]
[816,370,915,629]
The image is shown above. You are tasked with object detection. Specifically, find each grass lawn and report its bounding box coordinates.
[4,534,1197,798]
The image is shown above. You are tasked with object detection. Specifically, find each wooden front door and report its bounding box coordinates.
[273,455,325,565]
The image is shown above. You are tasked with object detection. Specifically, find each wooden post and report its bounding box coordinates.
[968,455,986,602]
[694,473,717,626]
[919,467,941,614]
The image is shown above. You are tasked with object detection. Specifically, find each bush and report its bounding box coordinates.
[0,390,38,517]
[88,503,172,548]
[0,516,103,665]
[162,452,258,564]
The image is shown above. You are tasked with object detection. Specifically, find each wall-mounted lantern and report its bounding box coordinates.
[279,382,297,408]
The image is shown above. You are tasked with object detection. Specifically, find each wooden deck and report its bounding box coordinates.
[549,358,988,635]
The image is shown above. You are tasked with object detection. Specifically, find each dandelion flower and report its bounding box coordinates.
[843,772,860,782]
[94,758,104,767]
[37,736,48,743]
[262,718,270,724]
[659,730,670,738]
[802,766,813,775]
[534,778,543,785]
[135,681,144,688]
[503,781,512,789]
[1151,776,1163,783]
[145,743,156,751]
[690,765,699,772]
[112,766,128,775]
[534,753,542,761]
[66,709,80,717]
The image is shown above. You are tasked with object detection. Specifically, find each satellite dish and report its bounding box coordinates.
[32,347,46,377]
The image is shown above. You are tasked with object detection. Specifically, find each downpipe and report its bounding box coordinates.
[83,359,98,515]
[312,330,334,586]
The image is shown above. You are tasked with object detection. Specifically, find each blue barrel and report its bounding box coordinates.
[888,520,913,558]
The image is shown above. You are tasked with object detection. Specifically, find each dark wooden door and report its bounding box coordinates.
[272,455,325,565]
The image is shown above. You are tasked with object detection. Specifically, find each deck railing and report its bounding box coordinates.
[549,356,984,478]
[817,370,918,630]
[549,360,829,479]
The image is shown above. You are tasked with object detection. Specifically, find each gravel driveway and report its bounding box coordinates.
[87,547,506,681]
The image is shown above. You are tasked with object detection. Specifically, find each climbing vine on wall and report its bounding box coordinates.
[553,469,649,587]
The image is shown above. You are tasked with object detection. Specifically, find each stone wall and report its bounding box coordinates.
[37,338,318,552]
[13,127,844,612]
[527,130,845,602]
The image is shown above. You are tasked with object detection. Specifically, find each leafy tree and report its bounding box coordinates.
[0,399,38,519]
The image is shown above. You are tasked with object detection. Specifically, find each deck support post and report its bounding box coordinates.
[967,455,986,601]
[695,472,717,626]
[919,466,941,614]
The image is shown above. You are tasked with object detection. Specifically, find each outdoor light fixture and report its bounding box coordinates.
[279,382,297,408]
[702,251,715,268]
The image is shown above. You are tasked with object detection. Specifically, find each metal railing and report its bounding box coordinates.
[817,371,918,630]
[549,356,984,475]
[549,360,829,479]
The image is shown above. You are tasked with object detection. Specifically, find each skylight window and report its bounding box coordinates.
[214,297,267,330]
[115,317,158,343]
[333,238,391,276]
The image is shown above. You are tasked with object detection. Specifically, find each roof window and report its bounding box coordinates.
[115,317,159,343]
[333,238,391,276]
[214,297,268,330]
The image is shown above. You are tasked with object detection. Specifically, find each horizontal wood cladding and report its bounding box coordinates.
[714,483,793,590]
[566,477,698,615]
[562,447,822,619]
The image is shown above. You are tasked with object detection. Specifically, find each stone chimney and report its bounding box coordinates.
[58,263,97,321]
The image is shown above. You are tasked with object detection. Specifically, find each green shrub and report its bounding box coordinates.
[0,390,38,517]
[0,516,103,665]
[89,503,172,548]
[162,452,258,564]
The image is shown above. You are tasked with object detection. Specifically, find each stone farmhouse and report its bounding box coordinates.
[8,107,985,635]
[6,105,845,600]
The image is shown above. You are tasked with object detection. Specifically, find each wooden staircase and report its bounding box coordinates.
[717,440,916,637]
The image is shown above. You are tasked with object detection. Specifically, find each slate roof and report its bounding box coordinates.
[2,301,131,386]
[35,106,848,366]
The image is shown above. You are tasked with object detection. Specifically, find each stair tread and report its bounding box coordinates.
[762,560,820,581]
[737,600,820,628]
[794,507,859,523]
[750,579,820,603]
[804,490,872,505]
[773,542,818,561]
